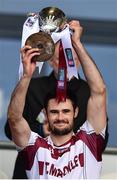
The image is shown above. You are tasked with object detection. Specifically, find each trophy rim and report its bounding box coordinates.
[39,6,66,18]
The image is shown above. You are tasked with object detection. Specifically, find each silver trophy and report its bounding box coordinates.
[39,7,67,33]
[25,7,67,62]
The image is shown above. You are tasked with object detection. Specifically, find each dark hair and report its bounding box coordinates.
[44,89,78,111]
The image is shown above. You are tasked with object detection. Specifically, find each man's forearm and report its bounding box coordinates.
[73,42,106,94]
[8,75,31,121]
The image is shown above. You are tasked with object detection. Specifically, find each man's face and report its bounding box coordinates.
[46,98,78,136]
[49,41,80,77]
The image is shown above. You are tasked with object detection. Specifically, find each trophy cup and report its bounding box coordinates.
[39,7,67,33]
[25,7,67,62]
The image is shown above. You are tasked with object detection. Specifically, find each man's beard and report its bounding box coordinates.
[49,120,74,136]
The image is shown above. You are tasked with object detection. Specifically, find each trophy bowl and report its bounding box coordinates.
[39,7,67,33]
[25,31,55,62]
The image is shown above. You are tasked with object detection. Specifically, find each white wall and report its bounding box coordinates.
[0,148,17,179]
[101,153,117,179]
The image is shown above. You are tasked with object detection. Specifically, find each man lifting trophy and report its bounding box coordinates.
[5,6,108,179]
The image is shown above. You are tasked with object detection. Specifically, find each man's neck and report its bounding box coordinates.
[50,131,73,146]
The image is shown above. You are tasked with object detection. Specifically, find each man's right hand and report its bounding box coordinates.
[20,45,40,78]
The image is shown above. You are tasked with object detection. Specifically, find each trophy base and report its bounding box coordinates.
[25,32,55,62]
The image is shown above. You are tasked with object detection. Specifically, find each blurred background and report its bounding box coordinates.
[0,0,117,178]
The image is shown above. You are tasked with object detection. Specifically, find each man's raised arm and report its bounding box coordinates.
[70,20,107,134]
[7,46,40,148]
